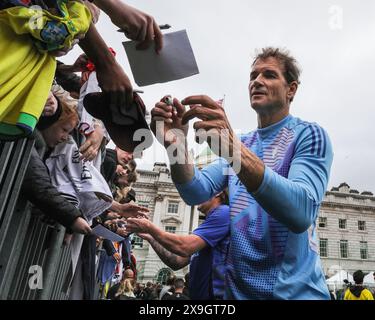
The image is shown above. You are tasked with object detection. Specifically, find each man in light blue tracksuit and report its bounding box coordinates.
[149,47,333,300]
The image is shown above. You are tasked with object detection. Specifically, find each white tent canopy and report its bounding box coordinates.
[326,270,353,284]
[363,272,375,284]
[326,270,375,285]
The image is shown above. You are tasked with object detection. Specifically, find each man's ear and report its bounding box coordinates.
[287,81,298,102]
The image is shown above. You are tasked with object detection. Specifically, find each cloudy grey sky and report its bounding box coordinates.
[62,0,375,193]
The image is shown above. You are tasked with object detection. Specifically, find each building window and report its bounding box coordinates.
[319,238,328,257]
[167,201,179,214]
[318,217,327,228]
[360,241,368,260]
[339,219,347,229]
[165,226,176,234]
[132,235,143,248]
[156,268,172,285]
[138,201,149,208]
[340,240,348,258]
[358,221,366,231]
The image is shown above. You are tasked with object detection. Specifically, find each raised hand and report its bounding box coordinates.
[116,202,149,219]
[150,96,188,149]
[181,95,239,159]
[79,125,104,162]
[105,2,163,53]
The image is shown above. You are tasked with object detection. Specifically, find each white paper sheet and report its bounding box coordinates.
[123,30,199,86]
[92,224,125,242]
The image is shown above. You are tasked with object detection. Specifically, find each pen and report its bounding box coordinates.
[117,24,171,33]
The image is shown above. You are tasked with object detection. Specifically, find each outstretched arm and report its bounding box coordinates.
[93,0,163,52]
[126,218,206,257]
[139,234,189,270]
[79,23,133,107]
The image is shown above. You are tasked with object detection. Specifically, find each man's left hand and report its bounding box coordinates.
[181,95,240,159]
[117,203,149,219]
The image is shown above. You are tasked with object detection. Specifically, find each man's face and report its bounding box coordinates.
[248,57,295,114]
[116,148,133,167]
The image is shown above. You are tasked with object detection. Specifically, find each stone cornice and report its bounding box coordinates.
[325,191,375,201]
[133,182,157,189]
[154,181,175,188]
[321,201,375,211]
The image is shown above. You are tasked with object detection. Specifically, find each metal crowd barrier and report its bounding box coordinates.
[0,137,88,300]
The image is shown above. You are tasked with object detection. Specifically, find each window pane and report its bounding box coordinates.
[165,226,176,234]
[339,219,346,229]
[138,201,149,208]
[133,235,144,248]
[360,241,368,259]
[168,202,179,214]
[340,240,348,258]
[358,221,366,231]
[319,238,328,257]
[319,217,327,228]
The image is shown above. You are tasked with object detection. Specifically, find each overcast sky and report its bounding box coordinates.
[62,0,375,193]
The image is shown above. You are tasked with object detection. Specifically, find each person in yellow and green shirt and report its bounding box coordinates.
[344,270,374,300]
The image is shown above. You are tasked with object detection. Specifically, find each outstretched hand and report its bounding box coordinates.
[109,2,163,53]
[125,217,151,234]
[117,203,149,219]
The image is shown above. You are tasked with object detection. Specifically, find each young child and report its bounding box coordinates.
[39,93,113,220]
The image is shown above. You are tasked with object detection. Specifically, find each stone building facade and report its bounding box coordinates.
[318,183,375,277]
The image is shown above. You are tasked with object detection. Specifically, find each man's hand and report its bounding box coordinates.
[116,203,149,219]
[126,217,151,234]
[63,233,73,246]
[181,95,240,159]
[72,54,90,72]
[97,1,163,53]
[151,96,189,149]
[79,124,104,161]
[137,232,153,242]
[116,227,129,237]
[95,59,134,111]
[71,217,92,235]
[106,211,121,219]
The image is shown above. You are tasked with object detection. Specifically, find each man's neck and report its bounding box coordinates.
[205,202,221,217]
[257,106,290,129]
